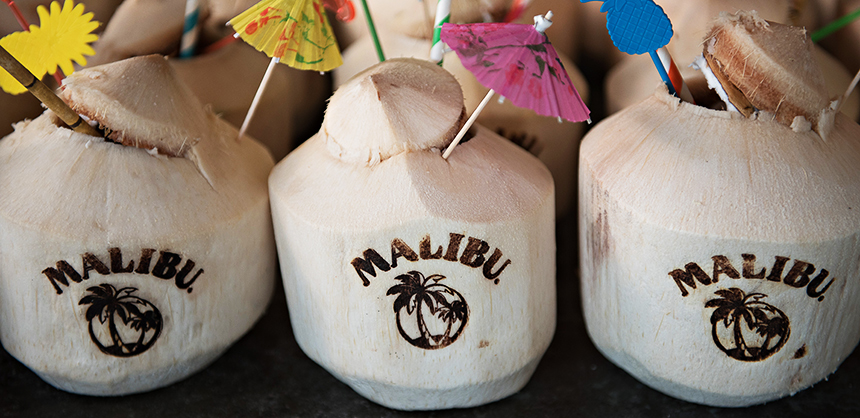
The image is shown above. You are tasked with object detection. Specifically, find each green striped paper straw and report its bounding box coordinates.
[430,0,451,65]
[359,0,385,62]
[180,0,201,58]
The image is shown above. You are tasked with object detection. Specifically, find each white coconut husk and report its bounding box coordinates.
[270,58,555,410]
[334,30,589,217]
[579,11,860,407]
[0,56,276,396]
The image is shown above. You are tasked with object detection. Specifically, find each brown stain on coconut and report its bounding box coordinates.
[793,344,807,359]
[478,340,490,348]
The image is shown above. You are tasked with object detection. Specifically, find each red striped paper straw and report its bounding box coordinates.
[656,47,694,104]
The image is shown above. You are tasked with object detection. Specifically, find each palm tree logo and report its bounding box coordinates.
[386,271,469,350]
[79,284,163,357]
[706,288,790,362]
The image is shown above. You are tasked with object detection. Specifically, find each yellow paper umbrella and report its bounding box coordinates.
[228,0,343,137]
[229,0,342,72]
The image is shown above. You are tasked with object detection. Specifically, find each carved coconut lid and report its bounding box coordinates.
[703,10,829,129]
[60,55,211,157]
[322,58,466,166]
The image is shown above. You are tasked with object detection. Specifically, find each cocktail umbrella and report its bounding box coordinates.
[229,0,343,137]
[439,11,590,158]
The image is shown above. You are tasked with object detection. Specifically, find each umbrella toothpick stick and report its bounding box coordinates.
[836,68,860,114]
[238,57,280,139]
[442,88,494,159]
[0,45,102,137]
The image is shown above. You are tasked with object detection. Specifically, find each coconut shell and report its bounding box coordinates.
[61,55,212,157]
[704,11,829,128]
[0,56,276,395]
[579,89,860,407]
[604,45,860,120]
[324,59,465,166]
[334,30,589,217]
[270,58,555,410]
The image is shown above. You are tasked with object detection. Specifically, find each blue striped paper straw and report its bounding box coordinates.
[180,0,201,59]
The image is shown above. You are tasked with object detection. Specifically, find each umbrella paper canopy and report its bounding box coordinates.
[229,0,342,71]
[440,19,590,123]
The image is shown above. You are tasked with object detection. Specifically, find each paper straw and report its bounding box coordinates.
[359,0,385,62]
[0,45,102,137]
[430,0,451,65]
[1,0,28,30]
[811,6,860,42]
[648,50,677,97]
[656,47,694,103]
[180,0,201,58]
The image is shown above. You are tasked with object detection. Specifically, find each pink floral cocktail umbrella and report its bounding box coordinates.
[439,11,590,158]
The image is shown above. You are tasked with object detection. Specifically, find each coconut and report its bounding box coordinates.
[270,58,555,410]
[334,29,589,217]
[579,11,860,407]
[0,55,276,396]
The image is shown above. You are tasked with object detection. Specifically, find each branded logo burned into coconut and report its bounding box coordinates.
[706,288,790,362]
[351,233,512,350]
[79,284,163,357]
[41,248,205,358]
[387,271,469,350]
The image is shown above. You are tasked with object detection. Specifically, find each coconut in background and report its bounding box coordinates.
[579,10,860,407]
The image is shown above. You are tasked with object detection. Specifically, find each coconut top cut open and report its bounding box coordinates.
[61,55,212,157]
[323,58,466,166]
[0,55,274,242]
[702,11,830,132]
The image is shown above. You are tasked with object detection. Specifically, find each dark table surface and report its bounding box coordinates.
[1,213,858,418]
